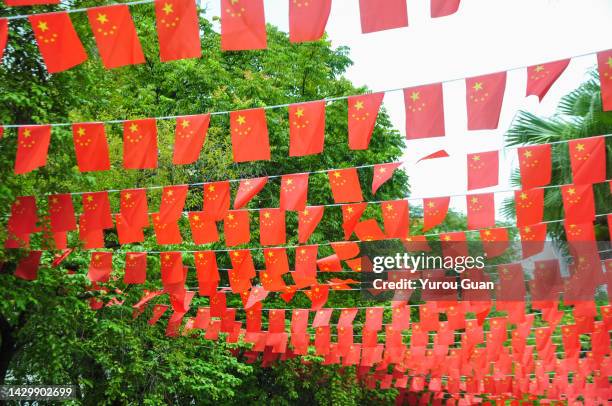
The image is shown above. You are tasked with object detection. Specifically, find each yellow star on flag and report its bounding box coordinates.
[96,13,108,24]
[163,3,174,14]
[295,108,305,118]
[410,91,420,102]
[473,82,483,91]
[37,21,49,32]
[354,100,364,110]
[129,123,139,133]
[523,150,532,158]
[607,57,612,69]
[181,119,190,128]
[23,129,31,138]
[575,143,585,151]
[534,65,544,72]
[77,127,86,136]
[472,155,481,161]
[236,115,246,125]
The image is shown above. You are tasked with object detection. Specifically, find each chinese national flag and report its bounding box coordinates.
[331,242,359,260]
[230,108,270,162]
[15,251,42,281]
[479,227,509,258]
[220,0,267,50]
[159,185,188,223]
[78,215,104,249]
[280,173,308,211]
[160,251,183,285]
[305,284,329,310]
[466,193,495,230]
[188,211,219,244]
[48,194,76,232]
[88,252,113,283]
[359,0,408,33]
[289,0,331,43]
[439,231,467,258]
[264,247,289,275]
[515,189,544,227]
[155,0,201,62]
[381,200,409,238]
[195,251,219,296]
[230,249,256,280]
[124,252,147,284]
[72,123,110,172]
[431,0,461,17]
[597,50,612,111]
[404,83,445,139]
[298,206,324,243]
[123,119,158,169]
[260,209,286,246]
[467,150,498,190]
[120,188,149,228]
[115,214,145,244]
[82,191,113,230]
[289,101,326,156]
[568,136,606,184]
[15,125,51,175]
[354,219,386,241]
[0,18,7,62]
[561,184,595,224]
[348,93,384,150]
[28,12,87,73]
[519,223,546,259]
[328,168,363,203]
[172,114,210,165]
[465,72,507,130]
[234,177,267,209]
[564,222,596,242]
[423,196,449,231]
[341,203,366,239]
[224,210,250,246]
[86,5,145,68]
[152,214,183,245]
[148,304,168,324]
[293,245,318,288]
[526,59,570,101]
[372,162,401,194]
[518,144,551,189]
[203,181,230,220]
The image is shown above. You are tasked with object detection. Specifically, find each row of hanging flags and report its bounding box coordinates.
[0,0,462,72]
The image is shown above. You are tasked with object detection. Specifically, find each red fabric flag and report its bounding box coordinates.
[115,214,144,244]
[172,114,209,165]
[48,194,76,232]
[234,177,267,209]
[417,149,449,162]
[331,241,359,260]
[158,185,188,223]
[160,251,183,285]
[120,188,149,228]
[78,215,104,249]
[14,250,42,280]
[423,197,449,231]
[518,144,551,189]
[467,150,498,190]
[260,208,286,246]
[188,211,219,244]
[597,50,612,111]
[230,108,270,162]
[465,72,507,130]
[298,206,324,243]
[82,191,113,230]
[195,251,219,296]
[72,123,110,172]
[359,0,408,33]
[381,200,409,238]
[479,227,509,258]
[341,203,366,239]
[568,136,606,184]
[229,249,256,280]
[515,189,544,227]
[155,0,201,61]
[124,252,147,284]
[348,92,384,150]
[87,5,145,68]
[264,247,289,275]
[354,219,386,241]
[289,101,326,157]
[466,193,495,230]
[28,12,87,73]
[526,59,570,101]
[224,210,250,246]
[519,223,546,259]
[328,168,363,203]
[404,83,445,139]
[280,173,308,211]
[7,196,38,236]
[316,254,341,271]
[221,0,267,50]
[148,304,169,325]
[431,0,460,17]
[561,184,595,224]
[293,245,318,288]
[305,284,329,310]
[88,252,113,283]
[0,18,7,63]
[152,214,183,245]
[372,162,401,195]
[123,119,158,169]
[289,0,331,43]
[203,181,230,221]
[15,125,51,174]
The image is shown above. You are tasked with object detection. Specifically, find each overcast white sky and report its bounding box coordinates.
[202,0,612,215]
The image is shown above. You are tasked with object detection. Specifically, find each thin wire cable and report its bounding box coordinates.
[3,0,155,21]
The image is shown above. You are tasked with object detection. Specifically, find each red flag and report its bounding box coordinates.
[48,194,76,232]
[298,206,324,243]
[15,251,42,280]
[526,59,570,101]
[561,184,595,224]
[479,227,509,258]
[124,252,147,284]
[328,168,363,203]
[188,212,219,244]
[224,210,250,246]
[289,101,326,157]
[518,144,551,189]
[331,242,359,260]
[381,200,409,238]
[465,72,507,130]
[230,249,256,280]
[280,173,308,211]
[195,251,219,296]
[348,93,384,150]
[293,245,318,288]
[431,0,460,17]
[230,108,270,162]
[372,162,401,194]
[466,193,495,230]
[597,50,612,111]
[159,185,188,223]
[0,18,7,62]
[123,119,158,169]
[155,0,201,61]
[264,247,289,275]
[28,12,87,73]
[404,83,445,139]
[515,189,544,227]
[172,114,210,165]
[120,188,149,228]
[423,197,449,231]
[203,181,230,220]
[467,150,498,190]
[354,219,386,241]
[148,304,169,324]
[115,214,144,244]
[87,5,144,69]
[289,0,331,43]
[152,214,183,245]
[359,0,408,33]
[78,215,104,249]
[72,123,110,172]
[160,251,183,285]
[88,252,113,283]
[520,223,546,259]
[82,191,113,230]
[260,208,286,246]
[564,222,596,241]
[234,177,267,209]
[568,136,606,184]
[341,203,366,239]
[220,0,267,50]
[15,125,51,174]
[305,284,329,310]
[417,149,449,162]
